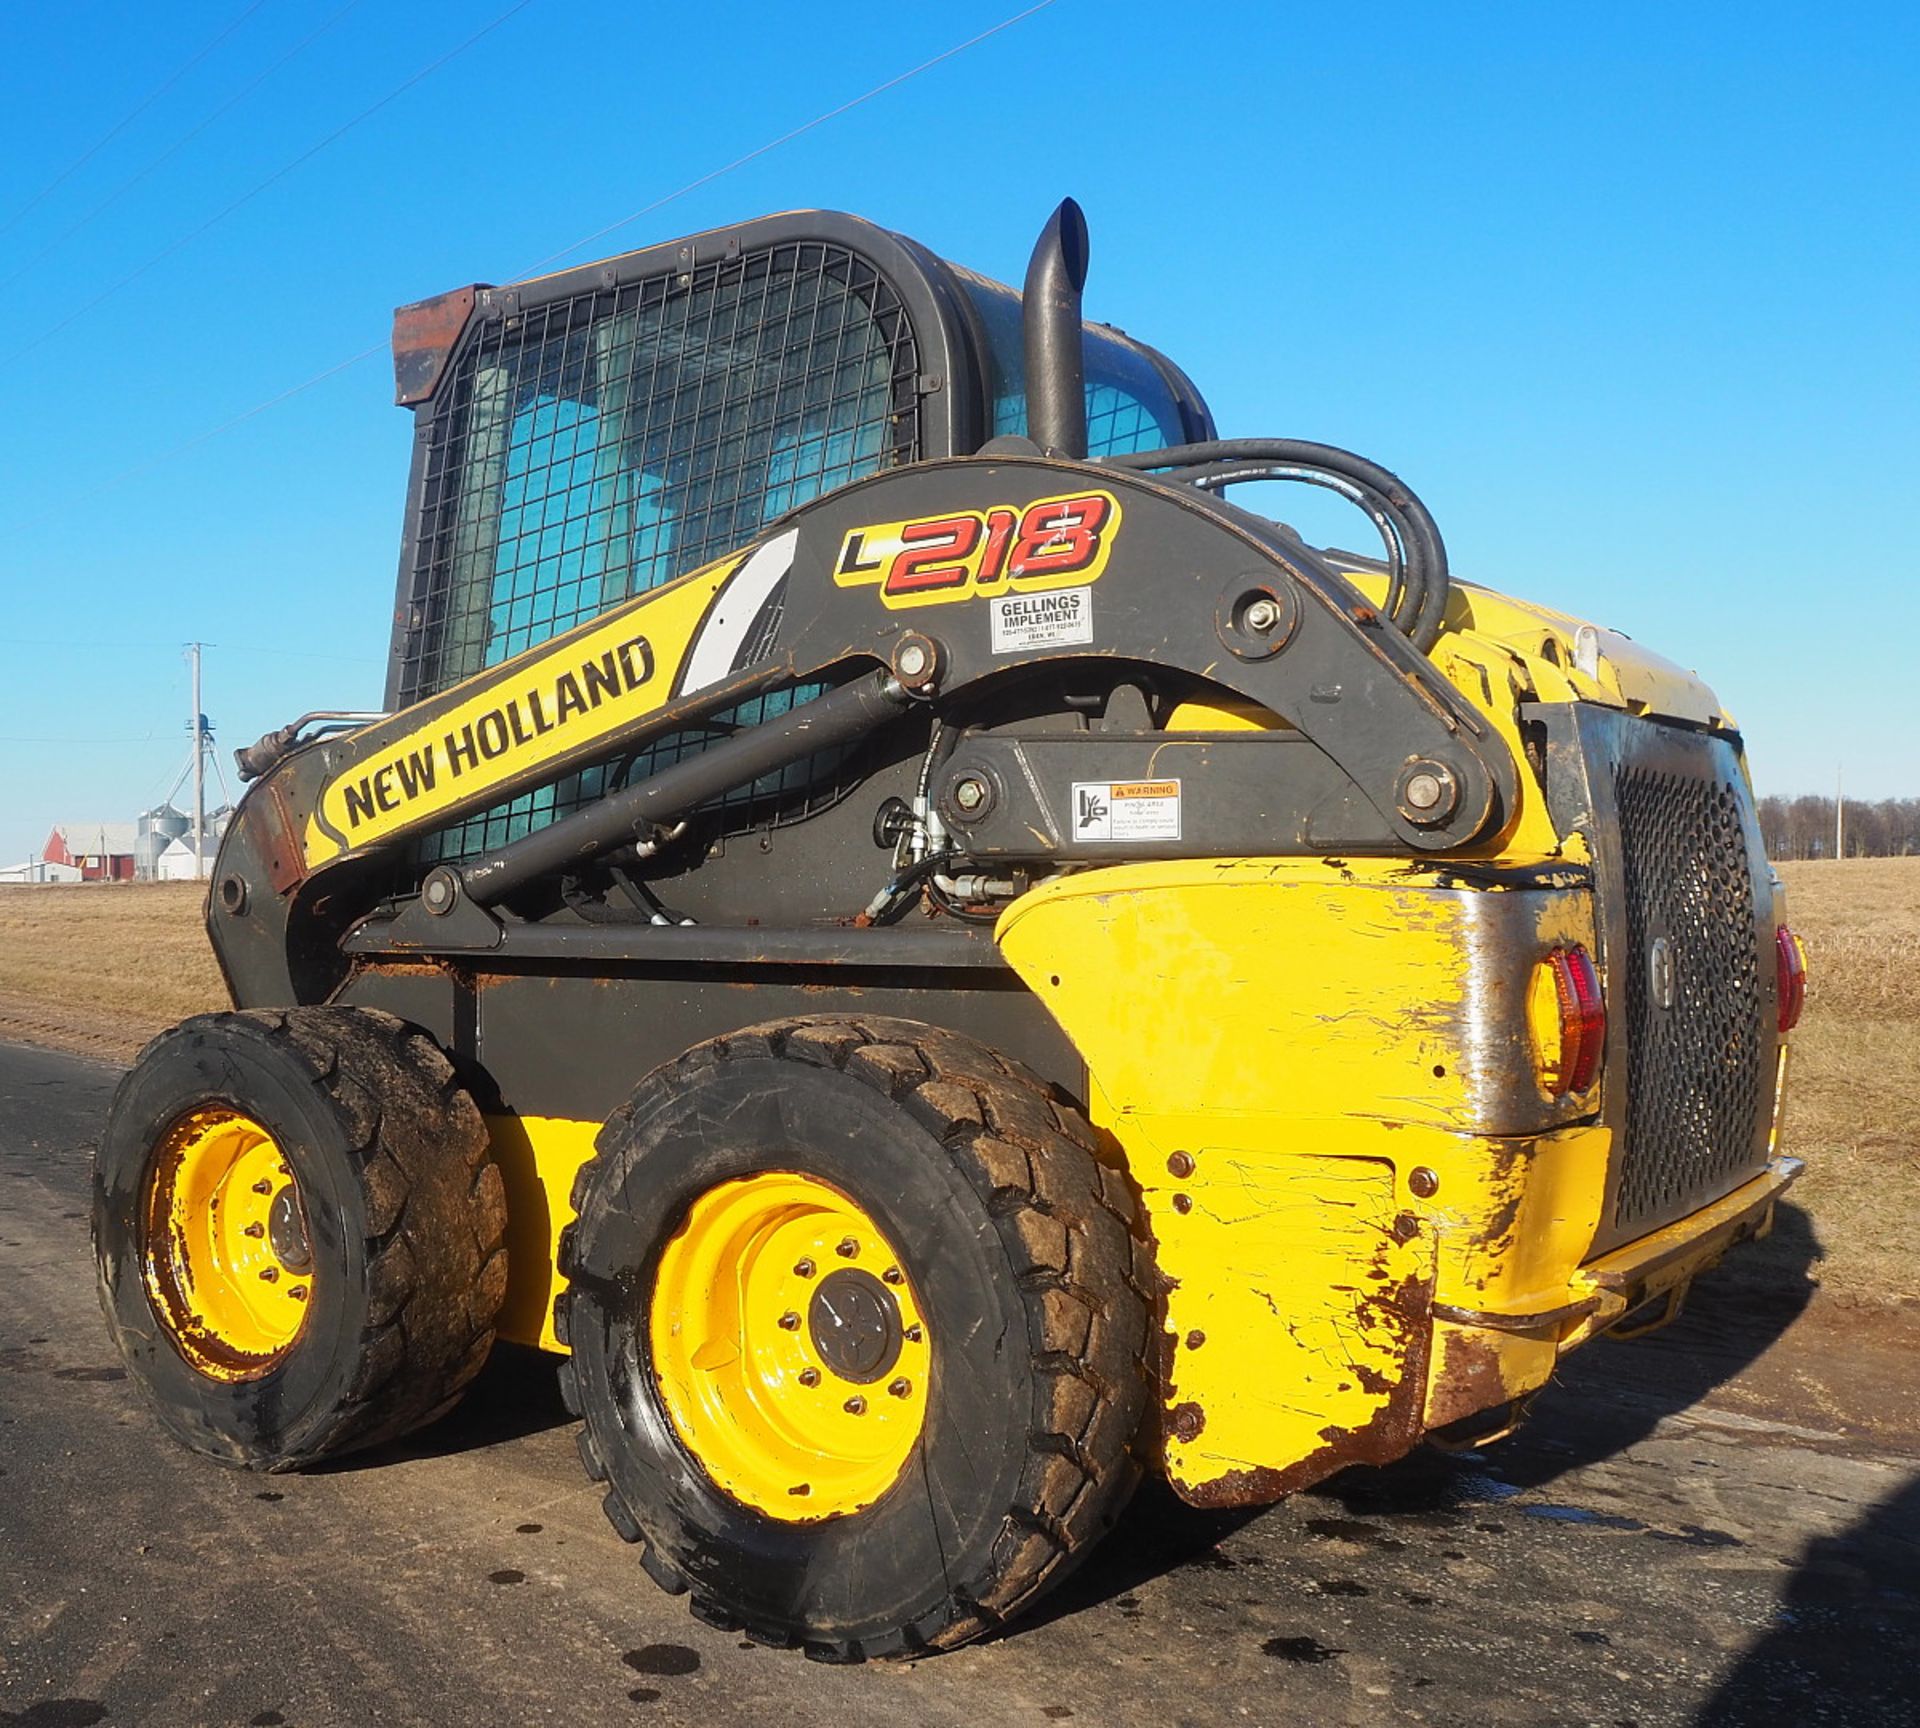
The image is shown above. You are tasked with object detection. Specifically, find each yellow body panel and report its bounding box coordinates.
[486,1113,598,1353]
[992,857,1725,1502]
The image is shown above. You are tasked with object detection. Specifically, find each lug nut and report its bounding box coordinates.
[259,1267,279,1283]
[789,1483,810,1497]
[252,1179,273,1195]
[843,1395,867,1416]
[778,1310,801,1331]
[888,1377,911,1399]
[904,1324,923,1343]
[290,1285,309,1303]
[836,1237,859,1259]
[243,1222,265,1239]
[882,1266,903,1285]
[793,1258,815,1278]
[797,1368,821,1387]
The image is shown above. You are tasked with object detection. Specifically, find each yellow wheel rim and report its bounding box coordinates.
[650,1173,930,1521]
[141,1107,314,1381]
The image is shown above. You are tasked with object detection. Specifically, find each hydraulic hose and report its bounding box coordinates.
[1105,439,1451,651]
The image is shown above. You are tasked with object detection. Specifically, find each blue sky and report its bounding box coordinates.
[1,0,1914,866]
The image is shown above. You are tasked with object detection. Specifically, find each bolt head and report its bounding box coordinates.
[259,1267,279,1283]
[793,1258,815,1278]
[904,1324,924,1344]
[778,1310,801,1331]
[953,775,987,812]
[1409,1166,1441,1199]
[836,1237,859,1259]
[1166,1151,1195,1179]
[887,1377,911,1399]
[1244,598,1281,632]
[882,1266,903,1285]
[1404,772,1444,811]
[842,1395,867,1416]
[797,1367,821,1387]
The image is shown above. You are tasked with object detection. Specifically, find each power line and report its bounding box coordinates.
[514,0,1062,280]
[8,0,1064,528]
[0,0,369,294]
[0,0,274,243]
[0,0,542,372]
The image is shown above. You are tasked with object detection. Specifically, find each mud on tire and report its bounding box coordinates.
[94,1007,509,1468]
[556,1014,1154,1659]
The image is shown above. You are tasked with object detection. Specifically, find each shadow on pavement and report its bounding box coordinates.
[318,1341,573,1473]
[1692,1469,1920,1727]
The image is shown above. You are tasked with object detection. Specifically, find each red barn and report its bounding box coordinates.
[44,822,138,882]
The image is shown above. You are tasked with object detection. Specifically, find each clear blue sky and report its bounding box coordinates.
[1,0,1914,866]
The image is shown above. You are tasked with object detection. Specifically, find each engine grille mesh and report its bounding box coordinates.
[1610,761,1771,1232]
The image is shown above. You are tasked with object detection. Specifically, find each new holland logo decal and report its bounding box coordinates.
[832,489,1121,609]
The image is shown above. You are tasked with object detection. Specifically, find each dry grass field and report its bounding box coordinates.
[2,861,1914,1306]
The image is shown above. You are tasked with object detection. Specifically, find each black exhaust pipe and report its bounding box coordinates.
[1022,198,1089,459]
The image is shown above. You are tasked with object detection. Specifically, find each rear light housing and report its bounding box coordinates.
[1776,926,1807,1033]
[1527,944,1606,1097]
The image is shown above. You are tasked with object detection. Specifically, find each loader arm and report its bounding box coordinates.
[209,452,1518,1003]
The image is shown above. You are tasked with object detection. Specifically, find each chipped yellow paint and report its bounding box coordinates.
[485,1113,599,1353]
[996,858,1628,1501]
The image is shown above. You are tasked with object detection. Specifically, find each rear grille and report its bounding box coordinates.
[1609,760,1771,1233]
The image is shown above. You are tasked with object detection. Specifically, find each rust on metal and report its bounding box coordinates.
[1168,1265,1437,1512]
[392,285,482,407]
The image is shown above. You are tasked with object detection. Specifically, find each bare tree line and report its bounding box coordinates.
[1757,795,1920,860]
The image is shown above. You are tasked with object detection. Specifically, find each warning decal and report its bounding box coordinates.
[1070,780,1182,843]
[990,585,1093,653]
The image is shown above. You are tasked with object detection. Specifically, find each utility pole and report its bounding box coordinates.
[190,642,206,881]
[1835,763,1845,861]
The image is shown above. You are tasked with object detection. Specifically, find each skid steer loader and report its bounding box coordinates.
[94,200,1808,1659]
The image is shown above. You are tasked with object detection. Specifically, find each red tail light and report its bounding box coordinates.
[1776,926,1807,1032]
[1530,945,1606,1097]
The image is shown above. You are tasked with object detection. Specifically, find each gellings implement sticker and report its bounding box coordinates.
[990,585,1093,652]
[833,489,1120,610]
[1071,780,1182,843]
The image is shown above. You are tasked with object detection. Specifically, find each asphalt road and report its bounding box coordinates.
[3,1038,1916,1728]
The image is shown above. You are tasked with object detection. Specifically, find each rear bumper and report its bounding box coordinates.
[1423,1155,1803,1436]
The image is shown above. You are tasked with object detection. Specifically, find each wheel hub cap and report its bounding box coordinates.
[807,1269,902,1385]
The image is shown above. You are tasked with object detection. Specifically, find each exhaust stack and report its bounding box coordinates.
[1022,198,1090,459]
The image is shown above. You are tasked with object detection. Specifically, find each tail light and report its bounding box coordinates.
[1776,926,1807,1032]
[1527,945,1606,1097]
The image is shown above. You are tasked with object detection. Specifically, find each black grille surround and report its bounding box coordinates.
[1533,704,1781,1252]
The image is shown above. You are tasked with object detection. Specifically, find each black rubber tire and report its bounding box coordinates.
[93,1007,509,1469]
[556,1014,1154,1660]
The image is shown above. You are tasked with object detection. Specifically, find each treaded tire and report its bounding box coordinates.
[556,1015,1153,1660]
[93,1007,509,1469]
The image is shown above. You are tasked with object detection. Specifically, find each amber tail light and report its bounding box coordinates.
[1528,945,1606,1097]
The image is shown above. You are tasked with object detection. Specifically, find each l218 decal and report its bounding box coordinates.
[832,490,1120,609]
